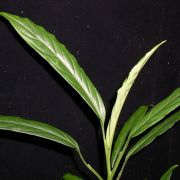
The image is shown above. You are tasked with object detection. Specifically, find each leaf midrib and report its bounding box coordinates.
[5,14,103,121]
[132,91,180,135]
[0,118,76,148]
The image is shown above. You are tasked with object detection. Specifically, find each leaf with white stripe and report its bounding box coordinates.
[0,12,106,125]
[0,115,79,150]
[106,41,166,149]
[130,88,180,138]
[126,111,180,159]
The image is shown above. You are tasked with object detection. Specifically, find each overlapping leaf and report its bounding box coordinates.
[0,115,79,150]
[0,12,105,124]
[111,106,148,167]
[126,111,180,159]
[160,165,179,180]
[130,88,180,138]
[106,41,166,149]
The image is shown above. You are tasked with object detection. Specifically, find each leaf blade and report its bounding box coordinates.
[62,173,83,180]
[126,111,180,159]
[106,41,166,148]
[130,88,180,138]
[111,106,148,167]
[0,115,79,150]
[160,165,179,180]
[0,12,106,124]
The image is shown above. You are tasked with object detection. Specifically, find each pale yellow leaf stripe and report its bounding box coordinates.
[106,41,166,149]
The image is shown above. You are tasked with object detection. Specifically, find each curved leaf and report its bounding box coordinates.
[160,165,179,180]
[126,111,180,159]
[0,12,106,124]
[106,41,166,149]
[130,88,180,138]
[111,106,148,167]
[0,115,79,150]
[62,173,83,180]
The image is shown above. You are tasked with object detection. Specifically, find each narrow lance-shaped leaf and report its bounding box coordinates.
[160,165,179,180]
[62,173,83,180]
[0,12,106,125]
[0,115,79,150]
[130,88,180,138]
[126,111,180,159]
[106,41,166,149]
[111,106,148,167]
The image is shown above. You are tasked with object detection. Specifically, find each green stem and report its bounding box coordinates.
[77,150,103,180]
[111,139,130,179]
[101,126,112,179]
[116,158,128,180]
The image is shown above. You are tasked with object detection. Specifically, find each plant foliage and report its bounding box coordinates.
[0,12,179,180]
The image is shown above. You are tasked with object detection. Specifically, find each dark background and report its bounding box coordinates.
[0,0,179,179]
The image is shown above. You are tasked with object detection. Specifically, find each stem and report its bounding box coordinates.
[116,158,128,180]
[111,139,130,179]
[101,126,112,179]
[77,150,103,180]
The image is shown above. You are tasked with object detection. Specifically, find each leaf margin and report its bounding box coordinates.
[0,115,79,150]
[0,12,106,125]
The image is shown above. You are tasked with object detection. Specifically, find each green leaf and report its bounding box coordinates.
[106,41,166,149]
[0,115,79,150]
[126,111,180,159]
[130,88,180,138]
[160,165,179,180]
[0,12,106,124]
[111,106,148,167]
[62,173,83,180]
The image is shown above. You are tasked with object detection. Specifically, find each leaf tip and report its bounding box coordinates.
[0,12,7,16]
[156,40,167,49]
[173,164,179,168]
[162,40,167,43]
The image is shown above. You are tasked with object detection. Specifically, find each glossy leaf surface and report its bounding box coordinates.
[126,111,180,159]
[111,106,148,167]
[130,88,180,138]
[0,12,105,124]
[160,165,179,180]
[106,41,166,148]
[0,115,79,150]
[62,173,83,180]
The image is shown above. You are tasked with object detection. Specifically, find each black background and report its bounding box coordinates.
[0,0,179,179]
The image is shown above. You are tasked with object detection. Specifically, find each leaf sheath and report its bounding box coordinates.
[111,106,148,167]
